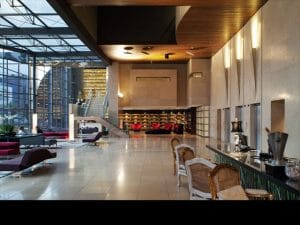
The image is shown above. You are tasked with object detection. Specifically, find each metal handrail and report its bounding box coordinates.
[101,91,109,118]
[83,89,93,116]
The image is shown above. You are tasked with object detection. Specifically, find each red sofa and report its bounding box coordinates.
[42,131,69,139]
[0,142,20,156]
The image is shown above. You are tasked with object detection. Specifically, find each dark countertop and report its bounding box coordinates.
[206,139,300,195]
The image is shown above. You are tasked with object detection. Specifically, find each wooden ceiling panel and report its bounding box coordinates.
[64,0,268,62]
[67,0,243,7]
[176,0,268,55]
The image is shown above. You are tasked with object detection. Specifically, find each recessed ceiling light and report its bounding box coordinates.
[124,46,134,50]
[142,46,153,51]
[186,51,195,56]
[164,52,174,59]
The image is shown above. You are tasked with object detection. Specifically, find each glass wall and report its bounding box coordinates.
[36,66,72,130]
[0,48,32,130]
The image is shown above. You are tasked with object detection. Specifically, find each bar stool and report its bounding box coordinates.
[208,164,273,200]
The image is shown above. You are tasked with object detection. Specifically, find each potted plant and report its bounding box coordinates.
[0,124,15,136]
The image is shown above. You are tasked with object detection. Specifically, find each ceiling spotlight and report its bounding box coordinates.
[141,51,150,55]
[124,51,132,54]
[164,52,174,59]
[142,46,153,51]
[124,46,134,51]
[188,46,206,50]
[186,51,195,56]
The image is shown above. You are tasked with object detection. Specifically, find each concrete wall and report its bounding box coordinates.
[118,63,187,108]
[210,0,300,158]
[107,62,119,126]
[187,59,211,107]
[129,69,177,107]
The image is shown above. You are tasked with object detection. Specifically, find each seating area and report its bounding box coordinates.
[0,147,56,171]
[42,131,69,139]
[144,123,183,134]
[0,142,20,156]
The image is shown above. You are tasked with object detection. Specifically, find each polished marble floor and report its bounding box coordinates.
[0,133,214,200]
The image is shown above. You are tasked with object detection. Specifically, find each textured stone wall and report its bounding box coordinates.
[210,0,300,158]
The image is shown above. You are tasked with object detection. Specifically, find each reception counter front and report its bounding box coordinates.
[206,139,300,200]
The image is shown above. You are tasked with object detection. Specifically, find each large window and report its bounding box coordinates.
[0,48,32,130]
[36,66,72,130]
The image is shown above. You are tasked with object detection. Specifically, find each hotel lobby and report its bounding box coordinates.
[0,0,299,200]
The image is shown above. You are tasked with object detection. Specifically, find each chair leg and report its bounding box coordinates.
[174,162,176,176]
[177,174,181,187]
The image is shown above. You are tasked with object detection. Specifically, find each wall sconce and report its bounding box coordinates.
[251,16,261,93]
[224,45,231,103]
[189,72,203,78]
[69,113,75,141]
[118,91,124,98]
[32,113,37,134]
[236,33,243,99]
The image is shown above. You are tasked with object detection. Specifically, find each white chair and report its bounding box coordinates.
[174,144,195,187]
[185,157,216,200]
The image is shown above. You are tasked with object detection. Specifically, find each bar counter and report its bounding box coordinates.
[206,139,300,200]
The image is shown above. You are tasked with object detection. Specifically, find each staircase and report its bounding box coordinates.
[78,91,129,138]
[85,92,104,117]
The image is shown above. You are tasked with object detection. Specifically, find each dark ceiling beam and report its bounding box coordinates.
[34,51,96,57]
[47,0,112,65]
[0,44,33,55]
[0,28,74,35]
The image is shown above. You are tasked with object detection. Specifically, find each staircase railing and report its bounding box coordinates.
[83,89,93,116]
[100,91,109,118]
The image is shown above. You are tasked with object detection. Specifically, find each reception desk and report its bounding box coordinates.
[206,139,300,200]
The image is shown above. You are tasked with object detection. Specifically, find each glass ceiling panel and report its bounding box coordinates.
[4,15,44,27]
[25,46,47,52]
[30,34,58,39]
[57,35,78,39]
[38,15,68,28]
[38,38,62,46]
[0,0,101,64]
[73,46,90,51]
[0,18,12,28]
[21,0,56,14]
[9,38,33,46]
[0,39,7,45]
[0,0,27,14]
[50,46,75,52]
[64,39,84,46]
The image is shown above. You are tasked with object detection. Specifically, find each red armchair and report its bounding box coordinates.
[131,123,143,131]
[151,122,161,130]
[164,123,173,131]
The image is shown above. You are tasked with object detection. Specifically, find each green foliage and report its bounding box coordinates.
[0,124,15,134]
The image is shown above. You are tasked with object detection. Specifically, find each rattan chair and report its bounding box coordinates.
[170,138,181,175]
[174,144,195,186]
[208,164,273,200]
[185,157,216,200]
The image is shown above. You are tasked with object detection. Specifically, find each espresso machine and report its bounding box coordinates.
[265,131,288,179]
